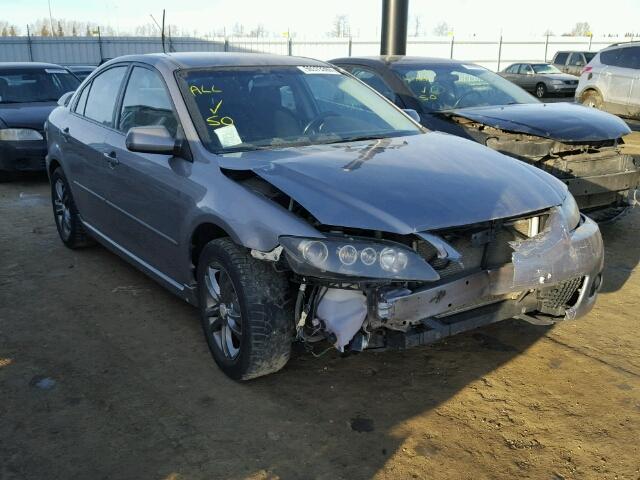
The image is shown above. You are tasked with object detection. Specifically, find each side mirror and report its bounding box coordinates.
[125,126,180,155]
[58,91,75,107]
[403,108,421,123]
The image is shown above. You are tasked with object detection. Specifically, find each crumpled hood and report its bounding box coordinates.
[449,102,631,142]
[218,132,566,233]
[0,102,57,130]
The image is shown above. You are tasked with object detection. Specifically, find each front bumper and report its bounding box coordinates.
[0,139,47,173]
[548,83,577,94]
[374,215,603,346]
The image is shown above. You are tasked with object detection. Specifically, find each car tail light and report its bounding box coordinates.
[581,66,593,75]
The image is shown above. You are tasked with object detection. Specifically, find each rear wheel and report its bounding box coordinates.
[535,83,547,99]
[50,167,94,249]
[197,238,294,381]
[581,90,603,109]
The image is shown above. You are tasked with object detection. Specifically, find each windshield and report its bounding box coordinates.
[177,66,421,153]
[532,64,562,74]
[0,68,80,104]
[391,63,537,112]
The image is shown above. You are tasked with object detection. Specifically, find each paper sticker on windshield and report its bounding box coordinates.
[214,124,242,148]
[297,66,339,75]
[45,69,68,74]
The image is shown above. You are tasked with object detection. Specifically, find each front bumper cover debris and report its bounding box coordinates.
[375,213,603,347]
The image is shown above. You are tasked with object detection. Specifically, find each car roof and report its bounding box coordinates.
[103,52,329,70]
[330,55,464,68]
[0,62,69,70]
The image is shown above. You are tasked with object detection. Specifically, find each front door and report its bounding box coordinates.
[100,65,192,284]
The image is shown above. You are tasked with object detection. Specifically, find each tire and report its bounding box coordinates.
[50,167,94,249]
[581,90,603,110]
[197,238,294,381]
[535,83,547,99]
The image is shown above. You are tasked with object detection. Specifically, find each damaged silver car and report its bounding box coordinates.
[46,53,604,380]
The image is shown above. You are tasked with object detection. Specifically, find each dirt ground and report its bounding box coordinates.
[1,177,639,480]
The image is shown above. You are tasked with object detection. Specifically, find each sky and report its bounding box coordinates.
[2,0,639,38]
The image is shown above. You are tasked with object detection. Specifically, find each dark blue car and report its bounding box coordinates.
[0,62,80,180]
[331,56,640,222]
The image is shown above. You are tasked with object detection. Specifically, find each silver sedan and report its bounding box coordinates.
[500,63,579,98]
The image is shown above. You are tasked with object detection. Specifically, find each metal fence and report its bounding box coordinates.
[0,35,632,71]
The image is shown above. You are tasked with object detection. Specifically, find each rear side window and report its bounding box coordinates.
[84,66,127,127]
[118,67,178,136]
[568,53,586,66]
[618,46,640,69]
[518,64,533,74]
[554,52,569,65]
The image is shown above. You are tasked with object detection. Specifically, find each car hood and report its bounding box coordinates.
[447,103,631,142]
[541,73,578,81]
[218,132,566,234]
[0,102,57,130]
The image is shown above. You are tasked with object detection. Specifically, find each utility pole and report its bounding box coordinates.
[48,0,55,37]
[380,0,409,55]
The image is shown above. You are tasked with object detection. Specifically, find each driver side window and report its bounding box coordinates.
[519,64,533,75]
[118,66,178,137]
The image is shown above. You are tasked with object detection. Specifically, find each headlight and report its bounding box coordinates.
[551,80,564,85]
[559,194,581,230]
[280,236,440,282]
[0,128,43,141]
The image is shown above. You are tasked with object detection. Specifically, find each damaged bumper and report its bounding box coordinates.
[374,214,603,348]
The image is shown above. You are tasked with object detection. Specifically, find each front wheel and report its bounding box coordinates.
[535,83,547,99]
[581,90,603,109]
[197,238,294,381]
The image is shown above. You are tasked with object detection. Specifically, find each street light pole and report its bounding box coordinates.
[380,0,409,55]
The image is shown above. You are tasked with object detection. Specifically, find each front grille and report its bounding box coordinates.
[538,277,583,310]
[563,80,578,85]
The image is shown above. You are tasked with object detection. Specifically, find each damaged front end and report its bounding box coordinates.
[256,197,603,355]
[450,116,640,222]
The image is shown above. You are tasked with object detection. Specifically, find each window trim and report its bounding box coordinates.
[70,63,131,133]
[347,65,398,103]
[116,63,182,137]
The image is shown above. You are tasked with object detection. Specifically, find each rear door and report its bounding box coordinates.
[566,53,587,76]
[599,47,635,113]
[552,52,569,73]
[100,65,191,283]
[63,65,128,233]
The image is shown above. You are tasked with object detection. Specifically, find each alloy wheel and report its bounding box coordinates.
[53,178,72,240]
[203,264,243,360]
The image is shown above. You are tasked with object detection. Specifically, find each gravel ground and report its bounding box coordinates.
[1,177,639,480]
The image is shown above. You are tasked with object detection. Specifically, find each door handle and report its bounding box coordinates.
[103,151,120,168]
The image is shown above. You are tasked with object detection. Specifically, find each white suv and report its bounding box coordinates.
[575,42,640,119]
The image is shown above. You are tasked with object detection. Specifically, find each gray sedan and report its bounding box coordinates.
[500,63,579,98]
[45,53,603,380]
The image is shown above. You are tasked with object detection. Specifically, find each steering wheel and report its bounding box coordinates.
[303,111,342,135]
[452,90,486,109]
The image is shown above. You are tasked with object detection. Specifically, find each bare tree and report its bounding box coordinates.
[0,21,19,36]
[433,21,450,36]
[568,22,592,36]
[232,22,245,37]
[249,24,266,38]
[56,21,64,37]
[543,29,554,36]
[329,15,350,38]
